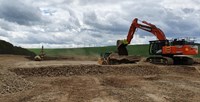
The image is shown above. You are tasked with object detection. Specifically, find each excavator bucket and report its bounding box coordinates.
[117,40,128,55]
[97,40,141,65]
[97,52,141,65]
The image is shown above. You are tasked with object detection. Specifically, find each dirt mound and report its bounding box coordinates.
[43,56,98,61]
[10,65,162,77]
[0,68,33,94]
[161,65,200,77]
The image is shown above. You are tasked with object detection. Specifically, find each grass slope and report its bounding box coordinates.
[29,44,149,57]
[29,44,200,58]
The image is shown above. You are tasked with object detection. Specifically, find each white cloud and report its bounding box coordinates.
[0,0,199,48]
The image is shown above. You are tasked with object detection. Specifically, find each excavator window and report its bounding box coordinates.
[149,40,169,55]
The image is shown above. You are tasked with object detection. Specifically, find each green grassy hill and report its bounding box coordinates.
[0,40,36,57]
[29,44,199,58]
[29,44,200,58]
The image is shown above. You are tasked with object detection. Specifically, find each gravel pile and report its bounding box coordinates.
[10,64,162,77]
[0,68,33,94]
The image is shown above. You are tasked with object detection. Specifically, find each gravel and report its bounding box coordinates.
[0,67,33,94]
[10,65,162,77]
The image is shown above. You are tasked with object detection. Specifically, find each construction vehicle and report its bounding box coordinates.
[34,45,45,61]
[117,18,198,65]
[98,52,141,65]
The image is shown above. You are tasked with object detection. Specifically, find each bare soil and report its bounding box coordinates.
[0,55,200,102]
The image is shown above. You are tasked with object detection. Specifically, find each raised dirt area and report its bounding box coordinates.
[0,55,200,102]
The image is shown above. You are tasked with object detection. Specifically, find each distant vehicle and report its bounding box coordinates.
[34,46,45,61]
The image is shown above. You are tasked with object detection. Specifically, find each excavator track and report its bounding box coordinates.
[146,56,194,65]
[146,56,174,65]
[173,56,194,65]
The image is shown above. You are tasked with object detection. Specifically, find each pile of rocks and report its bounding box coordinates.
[11,64,162,77]
[0,68,33,94]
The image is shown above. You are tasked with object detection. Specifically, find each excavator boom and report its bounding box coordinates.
[126,18,166,44]
[117,18,166,55]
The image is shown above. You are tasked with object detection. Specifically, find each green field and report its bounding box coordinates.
[29,44,200,58]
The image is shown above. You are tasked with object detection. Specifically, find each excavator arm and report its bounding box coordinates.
[117,18,166,55]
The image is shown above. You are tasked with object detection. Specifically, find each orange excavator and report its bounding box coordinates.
[117,18,198,65]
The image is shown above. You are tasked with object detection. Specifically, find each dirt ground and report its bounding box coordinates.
[0,55,200,102]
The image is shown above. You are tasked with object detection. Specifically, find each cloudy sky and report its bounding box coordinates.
[0,0,199,48]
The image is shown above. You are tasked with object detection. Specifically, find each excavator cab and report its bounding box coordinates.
[149,40,169,55]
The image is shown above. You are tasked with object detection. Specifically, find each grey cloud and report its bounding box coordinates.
[90,33,103,38]
[0,28,9,37]
[83,11,129,35]
[119,1,200,39]
[62,0,74,4]
[14,32,71,44]
[78,0,123,5]
[67,8,81,29]
[0,19,15,31]
[0,0,43,25]
[160,9,200,38]
[182,8,195,14]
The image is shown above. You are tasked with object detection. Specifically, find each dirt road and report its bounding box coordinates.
[0,55,200,102]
